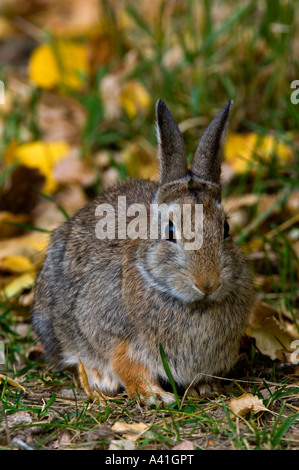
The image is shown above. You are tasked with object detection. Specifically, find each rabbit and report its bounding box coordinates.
[32,99,256,405]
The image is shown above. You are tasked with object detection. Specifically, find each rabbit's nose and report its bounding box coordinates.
[194,276,220,294]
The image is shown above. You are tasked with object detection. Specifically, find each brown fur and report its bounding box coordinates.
[112,341,172,403]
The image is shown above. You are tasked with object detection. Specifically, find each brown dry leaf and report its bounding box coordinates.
[3,272,36,299]
[0,374,26,392]
[1,411,32,430]
[37,92,86,144]
[246,301,299,360]
[111,421,149,442]
[229,393,268,418]
[78,356,95,399]
[0,165,45,215]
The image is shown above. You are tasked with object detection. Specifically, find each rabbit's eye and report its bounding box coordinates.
[224,220,230,239]
[166,220,176,242]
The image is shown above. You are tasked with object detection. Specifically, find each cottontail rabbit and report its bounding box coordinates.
[32,99,255,404]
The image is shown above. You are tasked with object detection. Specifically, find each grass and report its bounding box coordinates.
[0,0,299,451]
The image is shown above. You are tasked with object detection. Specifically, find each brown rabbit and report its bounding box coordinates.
[32,99,255,405]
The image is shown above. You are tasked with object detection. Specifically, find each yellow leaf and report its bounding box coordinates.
[225,132,292,173]
[3,272,36,299]
[0,255,33,273]
[78,356,94,399]
[78,356,106,404]
[0,232,49,266]
[6,141,70,193]
[119,80,151,118]
[0,374,26,392]
[29,40,88,90]
[229,393,268,418]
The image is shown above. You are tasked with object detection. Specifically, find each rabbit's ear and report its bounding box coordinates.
[156,99,188,185]
[191,100,233,185]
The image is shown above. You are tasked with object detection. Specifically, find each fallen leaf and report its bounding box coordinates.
[78,356,106,404]
[225,132,292,174]
[0,232,49,271]
[229,393,268,418]
[29,40,88,90]
[119,79,151,118]
[0,165,45,215]
[111,421,149,441]
[36,91,86,144]
[2,272,36,299]
[5,140,70,193]
[0,255,34,273]
[246,301,299,360]
[78,356,95,399]
[0,374,26,392]
[1,412,32,430]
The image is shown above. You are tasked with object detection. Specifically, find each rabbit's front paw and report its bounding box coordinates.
[137,386,176,407]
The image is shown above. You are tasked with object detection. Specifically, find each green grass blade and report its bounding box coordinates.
[158,342,180,408]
